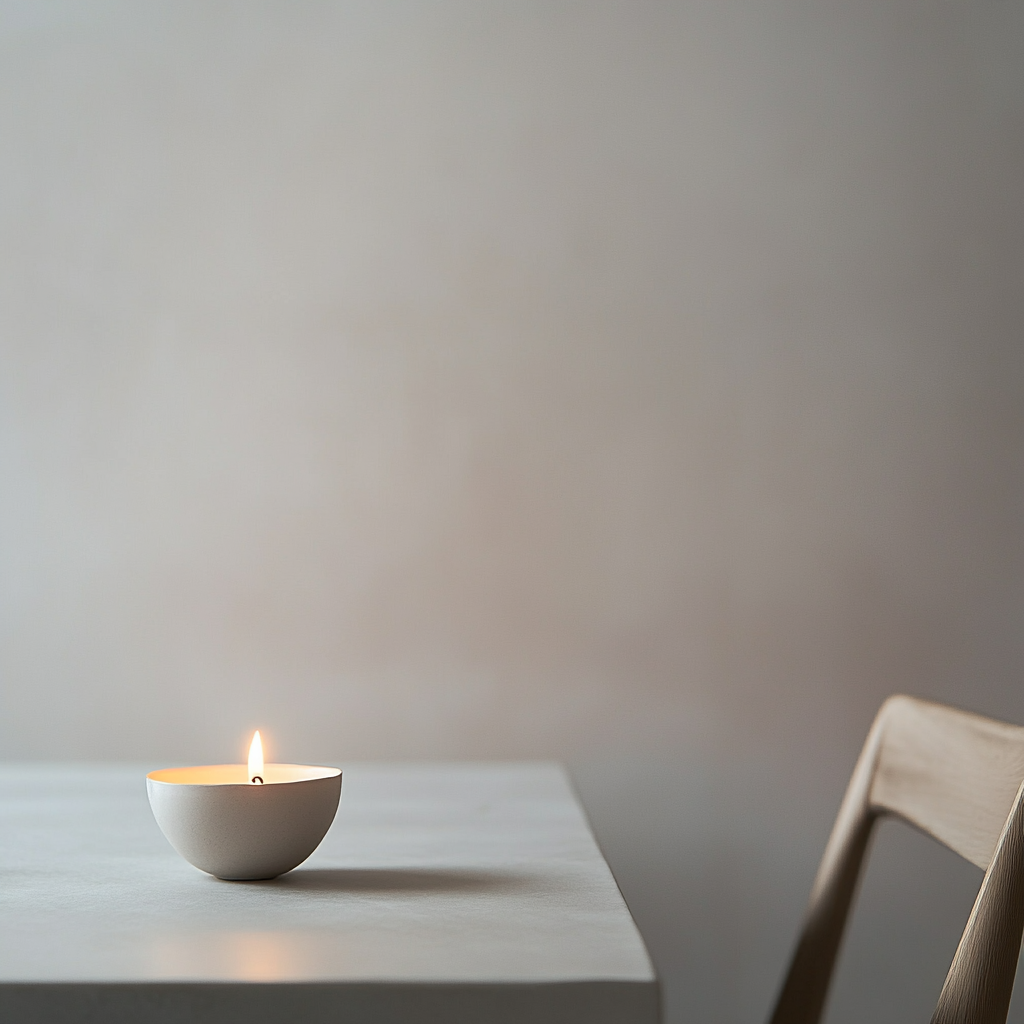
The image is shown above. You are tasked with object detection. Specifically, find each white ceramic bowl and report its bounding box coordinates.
[147,764,342,880]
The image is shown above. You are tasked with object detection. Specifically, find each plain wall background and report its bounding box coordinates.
[1,2,1023,1021]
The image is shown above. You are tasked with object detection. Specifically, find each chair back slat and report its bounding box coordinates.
[869,697,1024,869]
[768,695,1024,1024]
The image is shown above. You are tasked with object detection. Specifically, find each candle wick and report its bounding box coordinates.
[251,776,263,785]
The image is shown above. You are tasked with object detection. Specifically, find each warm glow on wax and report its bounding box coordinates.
[248,731,264,784]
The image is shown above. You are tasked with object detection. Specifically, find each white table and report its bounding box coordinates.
[0,762,659,1023]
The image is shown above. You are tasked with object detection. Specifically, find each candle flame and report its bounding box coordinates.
[248,730,264,784]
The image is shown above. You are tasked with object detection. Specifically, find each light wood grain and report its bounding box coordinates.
[768,695,1024,1024]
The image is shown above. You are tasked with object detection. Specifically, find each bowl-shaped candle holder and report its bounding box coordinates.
[147,764,342,880]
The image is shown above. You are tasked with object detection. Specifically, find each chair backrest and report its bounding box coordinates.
[768,695,1024,1024]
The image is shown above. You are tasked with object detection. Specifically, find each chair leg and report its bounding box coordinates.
[768,717,885,1024]
[931,782,1024,1024]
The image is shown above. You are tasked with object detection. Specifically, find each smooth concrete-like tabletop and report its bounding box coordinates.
[0,762,658,1023]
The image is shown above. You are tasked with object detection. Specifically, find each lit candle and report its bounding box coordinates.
[147,732,341,881]
[248,730,264,784]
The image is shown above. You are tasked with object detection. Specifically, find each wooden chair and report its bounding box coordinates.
[769,695,1024,1024]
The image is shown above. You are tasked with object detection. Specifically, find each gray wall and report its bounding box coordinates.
[1,2,1023,1022]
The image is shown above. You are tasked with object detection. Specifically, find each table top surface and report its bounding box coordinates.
[0,761,655,988]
